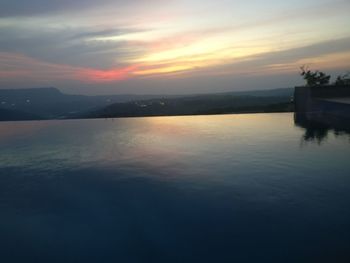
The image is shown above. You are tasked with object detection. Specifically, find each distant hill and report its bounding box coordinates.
[85,91,294,119]
[221,87,294,97]
[0,87,165,119]
[0,107,41,121]
[0,87,294,121]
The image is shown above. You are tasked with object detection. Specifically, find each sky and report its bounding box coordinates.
[0,0,350,95]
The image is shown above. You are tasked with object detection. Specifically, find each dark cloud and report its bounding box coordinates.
[0,0,113,17]
[251,37,350,66]
[0,0,164,17]
[0,25,145,68]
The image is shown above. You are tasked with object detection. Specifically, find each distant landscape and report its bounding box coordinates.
[0,87,294,121]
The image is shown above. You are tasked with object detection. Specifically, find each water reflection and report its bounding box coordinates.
[294,112,350,144]
[1,114,350,263]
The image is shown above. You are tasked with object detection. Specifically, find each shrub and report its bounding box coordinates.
[300,66,330,86]
[335,72,350,86]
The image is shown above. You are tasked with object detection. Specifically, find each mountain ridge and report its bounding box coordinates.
[0,87,294,121]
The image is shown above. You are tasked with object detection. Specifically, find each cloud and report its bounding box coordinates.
[0,52,139,83]
[0,25,145,69]
[1,0,349,94]
[2,36,350,88]
[251,37,350,67]
[0,0,120,17]
[169,37,350,79]
[0,0,166,17]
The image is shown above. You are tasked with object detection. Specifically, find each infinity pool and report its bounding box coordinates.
[0,113,349,262]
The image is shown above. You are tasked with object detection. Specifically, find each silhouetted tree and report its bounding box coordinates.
[300,66,331,86]
[335,72,350,86]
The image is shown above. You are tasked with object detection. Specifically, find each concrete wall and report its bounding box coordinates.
[294,85,350,130]
[294,85,350,112]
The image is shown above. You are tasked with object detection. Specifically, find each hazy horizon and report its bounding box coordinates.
[0,84,295,96]
[1,0,350,95]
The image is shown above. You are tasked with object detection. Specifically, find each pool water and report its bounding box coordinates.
[0,113,349,262]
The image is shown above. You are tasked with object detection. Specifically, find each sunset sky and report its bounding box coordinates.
[1,0,350,94]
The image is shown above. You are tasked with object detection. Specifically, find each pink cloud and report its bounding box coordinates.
[0,52,138,83]
[79,65,139,82]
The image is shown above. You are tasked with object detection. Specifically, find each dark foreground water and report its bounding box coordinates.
[0,113,349,263]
